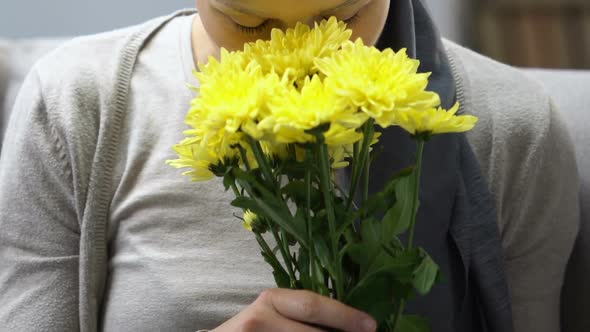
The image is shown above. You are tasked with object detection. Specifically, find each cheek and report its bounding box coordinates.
[352,0,390,46]
[196,0,251,51]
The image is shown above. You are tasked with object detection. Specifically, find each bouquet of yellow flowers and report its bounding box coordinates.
[168,17,477,332]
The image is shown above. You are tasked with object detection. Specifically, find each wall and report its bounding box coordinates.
[0,0,194,38]
[423,0,469,44]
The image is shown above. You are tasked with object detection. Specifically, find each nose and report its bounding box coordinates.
[281,15,325,29]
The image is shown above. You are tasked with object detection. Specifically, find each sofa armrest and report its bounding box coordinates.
[522,68,590,331]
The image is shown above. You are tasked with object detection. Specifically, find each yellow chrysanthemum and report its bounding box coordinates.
[168,59,279,178]
[260,75,366,145]
[393,102,478,136]
[315,39,441,128]
[329,130,382,169]
[261,141,289,161]
[167,139,217,182]
[329,144,354,169]
[324,123,363,146]
[194,49,250,87]
[170,17,467,180]
[167,128,263,180]
[242,210,258,231]
[242,210,269,233]
[243,17,352,84]
[189,60,277,139]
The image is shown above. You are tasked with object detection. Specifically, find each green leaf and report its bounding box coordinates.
[272,269,291,288]
[278,160,309,180]
[312,235,336,279]
[281,180,321,209]
[386,171,420,237]
[335,168,413,241]
[222,169,236,191]
[412,249,440,295]
[297,246,313,291]
[358,218,384,276]
[396,315,431,332]
[271,245,281,255]
[293,208,308,237]
[358,191,392,218]
[345,250,420,310]
[259,249,290,288]
[233,168,308,247]
[381,174,414,238]
[368,250,419,283]
[361,217,381,247]
[382,166,414,192]
[348,220,419,280]
[349,249,421,298]
[311,209,329,235]
[336,243,354,274]
[345,243,366,266]
[390,279,416,301]
[387,236,405,251]
[312,260,329,295]
[231,196,261,214]
[332,196,350,232]
[345,273,395,324]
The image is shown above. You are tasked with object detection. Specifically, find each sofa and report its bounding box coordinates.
[0,38,588,331]
[522,69,590,332]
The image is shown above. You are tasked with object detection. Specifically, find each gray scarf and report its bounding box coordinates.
[365,1,514,331]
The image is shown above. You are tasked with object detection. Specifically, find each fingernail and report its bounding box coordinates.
[362,317,376,332]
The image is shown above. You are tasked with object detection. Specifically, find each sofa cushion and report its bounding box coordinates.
[522,68,590,331]
[0,38,67,150]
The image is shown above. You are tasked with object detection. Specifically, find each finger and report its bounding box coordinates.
[252,315,327,332]
[259,288,377,332]
[238,305,327,332]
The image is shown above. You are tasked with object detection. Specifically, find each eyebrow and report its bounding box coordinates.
[214,0,362,17]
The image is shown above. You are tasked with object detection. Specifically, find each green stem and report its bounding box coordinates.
[237,145,252,171]
[386,317,395,331]
[347,141,360,205]
[281,231,298,288]
[353,139,360,162]
[344,228,357,244]
[391,300,406,332]
[408,140,425,249]
[231,182,241,198]
[254,232,289,282]
[362,149,370,206]
[305,154,317,292]
[392,140,425,330]
[234,166,289,289]
[246,137,295,283]
[247,136,277,189]
[317,141,344,300]
[345,120,375,210]
[271,226,297,288]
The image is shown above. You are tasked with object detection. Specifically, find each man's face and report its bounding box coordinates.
[195,0,391,51]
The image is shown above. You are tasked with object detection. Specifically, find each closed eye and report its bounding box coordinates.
[234,20,271,35]
[234,13,360,35]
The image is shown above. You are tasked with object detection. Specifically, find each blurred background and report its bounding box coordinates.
[0,0,588,69]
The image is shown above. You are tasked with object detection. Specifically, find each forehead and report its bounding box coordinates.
[213,0,362,16]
